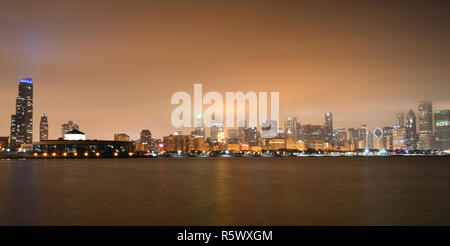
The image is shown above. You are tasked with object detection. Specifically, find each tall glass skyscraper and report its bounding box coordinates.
[10,78,34,150]
[40,114,49,141]
[418,101,434,150]
[405,109,418,150]
[324,112,333,143]
[434,110,450,151]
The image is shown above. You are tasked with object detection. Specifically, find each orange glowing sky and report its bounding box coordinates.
[1,0,449,140]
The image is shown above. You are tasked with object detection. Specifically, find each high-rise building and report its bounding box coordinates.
[39,114,49,141]
[396,112,404,127]
[237,120,247,142]
[434,110,450,151]
[285,117,299,140]
[140,130,152,144]
[358,125,368,149]
[10,78,34,150]
[244,127,258,146]
[393,126,407,150]
[348,128,359,150]
[405,109,418,150]
[138,130,152,152]
[302,124,324,149]
[418,101,434,150]
[114,133,130,142]
[62,121,79,137]
[261,120,278,139]
[382,127,393,150]
[324,112,333,143]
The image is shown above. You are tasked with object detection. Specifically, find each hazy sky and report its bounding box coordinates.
[1,0,449,140]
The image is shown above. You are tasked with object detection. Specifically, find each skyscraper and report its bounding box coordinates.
[396,112,405,127]
[382,127,393,150]
[40,114,49,141]
[285,117,301,140]
[405,110,418,150]
[261,120,278,138]
[62,121,79,137]
[434,110,450,151]
[393,126,407,150]
[10,78,34,150]
[418,101,434,150]
[358,125,368,149]
[324,112,333,143]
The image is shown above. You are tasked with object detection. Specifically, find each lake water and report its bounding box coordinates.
[1,157,449,225]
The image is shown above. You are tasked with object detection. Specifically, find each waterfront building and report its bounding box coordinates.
[418,101,434,150]
[405,110,418,150]
[358,125,367,149]
[40,114,49,141]
[114,133,130,142]
[64,129,86,141]
[244,127,259,146]
[324,112,333,143]
[348,128,359,150]
[31,139,133,156]
[61,121,79,137]
[302,124,324,149]
[163,134,195,152]
[434,110,450,151]
[285,117,299,140]
[382,127,393,150]
[267,138,285,151]
[393,126,407,150]
[261,120,278,138]
[10,78,33,150]
[285,129,296,149]
[0,137,9,150]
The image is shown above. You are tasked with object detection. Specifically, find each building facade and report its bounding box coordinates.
[40,114,49,141]
[418,101,434,150]
[10,78,34,150]
[434,110,450,151]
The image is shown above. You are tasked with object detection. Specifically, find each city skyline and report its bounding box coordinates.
[1,1,450,140]
[1,77,450,142]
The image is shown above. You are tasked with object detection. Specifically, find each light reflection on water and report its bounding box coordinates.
[0,157,449,225]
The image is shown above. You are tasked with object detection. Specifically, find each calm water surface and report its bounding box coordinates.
[1,157,449,225]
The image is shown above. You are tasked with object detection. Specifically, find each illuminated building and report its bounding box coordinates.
[261,120,277,138]
[244,127,259,146]
[302,124,324,149]
[114,133,130,142]
[210,122,223,143]
[31,140,133,156]
[296,140,306,151]
[396,112,404,127]
[285,129,296,149]
[64,129,86,141]
[267,138,285,150]
[382,127,393,150]
[348,128,359,150]
[285,117,299,140]
[373,128,384,150]
[434,110,450,151]
[405,109,418,150]
[10,78,33,150]
[191,127,205,139]
[418,101,434,150]
[226,143,241,152]
[40,114,49,141]
[358,125,367,149]
[61,121,79,138]
[0,137,8,150]
[217,130,225,143]
[393,126,407,150]
[163,134,195,152]
[324,112,333,143]
[138,130,152,152]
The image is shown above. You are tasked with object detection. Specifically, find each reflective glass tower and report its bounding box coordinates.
[418,101,433,150]
[10,78,33,150]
